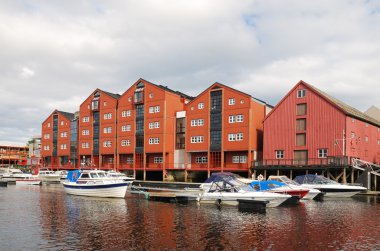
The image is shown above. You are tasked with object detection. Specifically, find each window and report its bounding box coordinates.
[191,119,204,127]
[121,140,130,146]
[149,106,160,113]
[228,98,235,105]
[149,122,160,129]
[82,117,90,122]
[121,125,131,132]
[104,113,112,120]
[44,145,50,150]
[60,144,67,150]
[195,156,208,163]
[296,119,306,131]
[351,132,355,139]
[297,89,306,98]
[198,103,204,109]
[82,130,90,136]
[236,133,243,141]
[126,157,133,164]
[128,97,132,102]
[60,132,67,138]
[296,133,306,146]
[44,134,50,139]
[103,127,112,133]
[236,115,244,122]
[149,138,160,144]
[154,157,163,163]
[149,93,153,98]
[276,150,284,159]
[232,156,247,163]
[365,136,368,142]
[228,134,236,141]
[47,123,50,127]
[103,141,112,147]
[81,142,89,149]
[296,103,307,115]
[122,110,131,117]
[104,101,107,107]
[60,121,64,126]
[318,149,328,158]
[229,116,235,123]
[190,136,204,143]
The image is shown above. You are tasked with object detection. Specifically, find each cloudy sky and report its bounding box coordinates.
[1,0,379,146]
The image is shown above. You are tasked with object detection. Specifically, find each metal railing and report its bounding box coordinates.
[254,156,348,168]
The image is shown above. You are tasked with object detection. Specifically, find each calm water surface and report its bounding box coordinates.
[0,184,379,250]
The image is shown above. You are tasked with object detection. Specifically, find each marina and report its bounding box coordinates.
[0,183,379,250]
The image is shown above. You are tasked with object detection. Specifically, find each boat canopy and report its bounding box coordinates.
[294,174,337,185]
[67,170,82,182]
[204,172,250,192]
[249,180,286,191]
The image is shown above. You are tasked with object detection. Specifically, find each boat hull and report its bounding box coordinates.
[198,192,290,208]
[300,184,366,198]
[16,179,42,185]
[63,182,131,198]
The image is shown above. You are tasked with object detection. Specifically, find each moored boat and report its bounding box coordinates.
[294,174,367,198]
[63,170,132,198]
[15,176,42,185]
[197,173,291,207]
[38,169,61,183]
[267,175,323,200]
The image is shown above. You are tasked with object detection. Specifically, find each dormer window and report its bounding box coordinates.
[297,89,306,98]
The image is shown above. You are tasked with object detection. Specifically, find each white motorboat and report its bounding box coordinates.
[55,170,68,181]
[16,176,42,185]
[38,169,61,183]
[106,171,135,182]
[63,170,132,198]
[197,173,291,208]
[1,168,32,182]
[267,175,323,200]
[294,174,367,198]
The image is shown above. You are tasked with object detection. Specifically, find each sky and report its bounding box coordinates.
[1,0,380,146]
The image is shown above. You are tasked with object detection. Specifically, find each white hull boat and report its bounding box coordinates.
[38,169,61,183]
[294,175,367,198]
[198,172,291,207]
[16,177,42,186]
[63,170,133,198]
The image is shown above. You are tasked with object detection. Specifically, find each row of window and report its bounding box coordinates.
[44,132,68,139]
[191,99,245,111]
[191,119,204,127]
[46,121,67,127]
[275,149,328,159]
[193,155,247,164]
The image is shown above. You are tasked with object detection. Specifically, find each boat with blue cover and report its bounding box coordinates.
[63,170,133,198]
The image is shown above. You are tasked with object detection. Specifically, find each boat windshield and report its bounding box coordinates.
[270,176,300,186]
[97,172,106,178]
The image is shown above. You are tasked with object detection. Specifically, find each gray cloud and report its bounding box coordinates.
[0,0,379,145]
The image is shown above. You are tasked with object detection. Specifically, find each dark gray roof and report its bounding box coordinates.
[102,90,121,99]
[57,110,75,120]
[306,83,380,127]
[156,84,194,100]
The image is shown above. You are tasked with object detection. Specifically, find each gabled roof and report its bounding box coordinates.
[265,80,380,127]
[365,106,380,121]
[57,110,75,121]
[102,90,121,100]
[187,82,269,106]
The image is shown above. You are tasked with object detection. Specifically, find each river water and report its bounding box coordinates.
[0,184,379,251]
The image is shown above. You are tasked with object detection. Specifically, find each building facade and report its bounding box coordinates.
[260,80,380,173]
[41,110,77,169]
[184,83,268,180]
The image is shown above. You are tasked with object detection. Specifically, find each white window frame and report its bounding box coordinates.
[81,142,89,149]
[318,149,328,158]
[190,136,204,143]
[229,116,235,123]
[149,138,160,144]
[198,119,204,126]
[276,150,284,159]
[240,156,247,163]
[60,121,64,126]
[236,115,244,122]
[198,102,204,109]
[236,133,243,141]
[154,157,163,163]
[60,132,67,138]
[60,144,67,150]
[103,127,112,134]
[228,134,236,141]
[121,140,131,146]
[47,123,50,127]
[82,117,90,122]
[103,141,112,147]
[228,98,235,105]
[104,113,112,120]
[126,157,133,164]
[195,156,208,163]
[44,134,50,139]
[232,156,240,163]
[297,89,306,98]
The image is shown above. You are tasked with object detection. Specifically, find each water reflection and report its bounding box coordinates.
[0,185,379,250]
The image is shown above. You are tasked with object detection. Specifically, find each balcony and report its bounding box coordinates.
[254,156,349,169]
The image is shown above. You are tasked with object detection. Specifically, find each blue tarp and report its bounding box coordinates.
[249,180,286,191]
[67,170,81,182]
